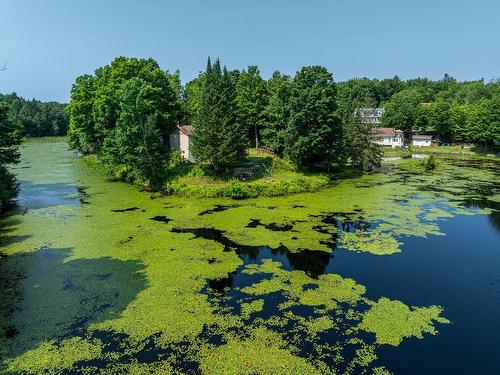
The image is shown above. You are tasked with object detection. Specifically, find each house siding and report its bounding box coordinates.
[412,138,432,147]
[169,127,193,161]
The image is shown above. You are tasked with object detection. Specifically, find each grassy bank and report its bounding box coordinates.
[163,151,331,199]
[82,149,332,199]
[383,145,499,158]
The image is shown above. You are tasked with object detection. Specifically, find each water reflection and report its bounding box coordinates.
[171,227,333,281]
[16,180,85,210]
[0,247,147,364]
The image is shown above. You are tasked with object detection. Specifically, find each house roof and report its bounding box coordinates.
[178,125,193,136]
[413,134,432,139]
[374,127,403,136]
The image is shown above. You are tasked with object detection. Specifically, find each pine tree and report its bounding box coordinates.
[346,108,382,171]
[0,102,21,212]
[191,58,246,173]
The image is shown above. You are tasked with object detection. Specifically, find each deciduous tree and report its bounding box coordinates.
[286,66,343,170]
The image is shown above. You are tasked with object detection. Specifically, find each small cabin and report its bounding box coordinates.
[374,128,404,148]
[412,134,432,147]
[169,125,193,161]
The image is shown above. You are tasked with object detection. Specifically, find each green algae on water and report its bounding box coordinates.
[2,138,498,374]
[359,297,450,346]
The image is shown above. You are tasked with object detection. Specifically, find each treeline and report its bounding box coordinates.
[68,57,381,190]
[335,75,500,145]
[68,56,500,190]
[0,93,69,137]
[0,102,21,212]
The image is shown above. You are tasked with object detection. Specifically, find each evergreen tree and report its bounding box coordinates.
[0,102,21,212]
[236,65,268,148]
[191,58,246,173]
[345,106,382,171]
[261,71,291,156]
[286,66,343,170]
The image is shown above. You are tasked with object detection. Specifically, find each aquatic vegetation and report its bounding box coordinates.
[341,230,401,255]
[1,138,499,373]
[242,260,366,311]
[198,327,324,374]
[240,299,264,320]
[359,298,450,346]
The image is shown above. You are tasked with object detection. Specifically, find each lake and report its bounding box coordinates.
[1,138,499,374]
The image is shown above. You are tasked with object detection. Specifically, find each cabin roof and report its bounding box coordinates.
[177,125,193,136]
[374,127,403,136]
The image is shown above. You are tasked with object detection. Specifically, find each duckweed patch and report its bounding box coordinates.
[1,138,499,374]
[359,298,450,346]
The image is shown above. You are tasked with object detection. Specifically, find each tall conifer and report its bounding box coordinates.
[191,58,245,172]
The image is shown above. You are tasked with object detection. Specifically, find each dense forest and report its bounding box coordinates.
[67,56,500,190]
[0,93,68,137]
[0,101,21,213]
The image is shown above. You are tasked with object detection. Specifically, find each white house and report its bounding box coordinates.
[412,134,432,147]
[357,108,385,124]
[374,128,404,148]
[169,125,193,161]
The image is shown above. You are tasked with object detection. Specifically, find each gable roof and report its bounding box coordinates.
[374,127,403,136]
[413,134,432,139]
[178,125,193,136]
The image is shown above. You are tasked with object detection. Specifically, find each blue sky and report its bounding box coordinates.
[0,0,498,102]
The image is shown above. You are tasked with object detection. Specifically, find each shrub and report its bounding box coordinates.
[162,174,330,199]
[270,157,296,173]
[422,155,437,171]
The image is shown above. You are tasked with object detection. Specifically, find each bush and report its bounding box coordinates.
[162,174,330,199]
[422,155,437,171]
[270,157,296,173]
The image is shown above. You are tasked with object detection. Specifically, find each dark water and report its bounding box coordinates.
[185,210,500,374]
[333,214,500,374]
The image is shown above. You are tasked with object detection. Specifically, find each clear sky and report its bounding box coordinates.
[1,0,498,103]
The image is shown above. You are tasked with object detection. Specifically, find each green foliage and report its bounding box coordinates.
[334,75,500,146]
[270,156,296,174]
[261,71,291,156]
[190,58,246,173]
[67,74,96,153]
[422,155,437,171]
[0,102,21,211]
[335,76,404,121]
[67,57,180,189]
[382,88,424,130]
[68,57,180,157]
[182,73,204,123]
[164,173,329,199]
[286,66,343,171]
[0,93,68,137]
[346,106,382,171]
[101,78,168,189]
[236,65,269,148]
